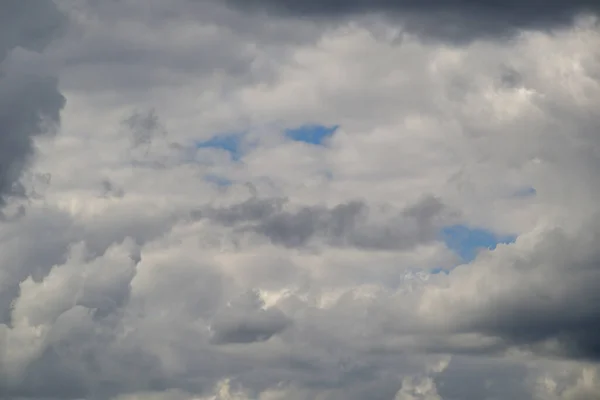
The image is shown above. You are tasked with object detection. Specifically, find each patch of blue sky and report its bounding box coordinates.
[429,267,450,275]
[440,224,517,263]
[285,124,339,146]
[195,134,244,161]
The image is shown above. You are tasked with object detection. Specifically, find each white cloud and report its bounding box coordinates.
[1,1,599,399]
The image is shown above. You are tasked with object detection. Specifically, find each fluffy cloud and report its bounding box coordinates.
[1,0,600,399]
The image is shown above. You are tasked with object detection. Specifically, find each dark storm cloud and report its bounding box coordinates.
[224,0,600,41]
[445,218,600,362]
[193,195,448,250]
[0,1,67,205]
[473,275,600,362]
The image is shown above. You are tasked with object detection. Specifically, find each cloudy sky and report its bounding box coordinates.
[1,0,600,399]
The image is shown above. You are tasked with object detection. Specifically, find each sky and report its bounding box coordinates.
[1,1,600,399]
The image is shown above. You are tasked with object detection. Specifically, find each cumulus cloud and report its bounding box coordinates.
[2,0,600,399]
[0,0,66,204]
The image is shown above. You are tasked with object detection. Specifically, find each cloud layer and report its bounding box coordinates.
[225,0,600,41]
[1,1,600,399]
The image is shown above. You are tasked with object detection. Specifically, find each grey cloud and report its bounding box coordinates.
[0,0,66,60]
[0,0,67,205]
[431,217,600,362]
[0,203,178,328]
[123,108,166,149]
[4,2,600,399]
[0,205,534,400]
[533,364,600,400]
[54,0,323,99]
[210,291,291,344]
[0,238,168,400]
[0,204,26,222]
[435,356,530,400]
[79,208,180,260]
[195,195,449,250]
[197,197,286,226]
[224,0,600,41]
[0,208,74,325]
[100,179,125,198]
[7,309,168,400]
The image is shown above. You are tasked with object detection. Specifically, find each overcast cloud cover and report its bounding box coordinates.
[1,0,600,399]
